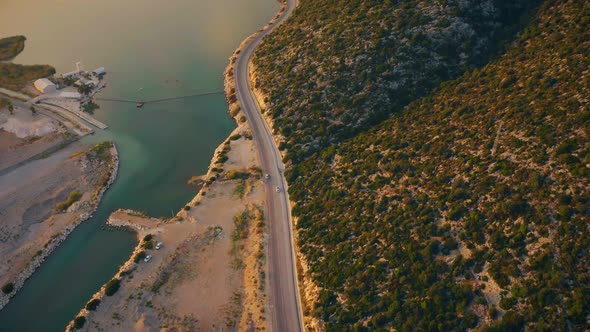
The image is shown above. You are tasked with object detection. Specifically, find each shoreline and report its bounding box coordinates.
[65,209,164,332]
[0,143,120,311]
[62,1,293,329]
[65,124,269,331]
[180,0,289,214]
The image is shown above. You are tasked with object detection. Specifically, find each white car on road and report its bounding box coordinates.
[275,186,281,193]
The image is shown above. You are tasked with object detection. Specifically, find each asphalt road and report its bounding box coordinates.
[233,0,303,331]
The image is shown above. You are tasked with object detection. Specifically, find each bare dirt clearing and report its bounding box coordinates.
[0,106,71,173]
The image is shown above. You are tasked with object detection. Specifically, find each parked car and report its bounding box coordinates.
[155,242,163,250]
[276,186,281,193]
[265,173,271,180]
[144,255,152,262]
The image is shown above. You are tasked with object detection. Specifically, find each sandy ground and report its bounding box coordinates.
[0,105,117,308]
[0,141,115,288]
[0,106,71,173]
[0,109,56,138]
[72,123,270,332]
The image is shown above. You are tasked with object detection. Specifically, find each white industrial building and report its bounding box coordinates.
[61,70,83,80]
[34,78,57,94]
[74,78,96,87]
[92,67,106,76]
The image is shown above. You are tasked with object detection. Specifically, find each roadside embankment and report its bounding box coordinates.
[247,61,321,331]
[224,0,309,330]
[223,1,287,123]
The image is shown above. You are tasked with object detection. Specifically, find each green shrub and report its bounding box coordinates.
[55,191,82,212]
[104,278,121,296]
[85,298,101,311]
[73,316,86,329]
[86,142,112,161]
[499,296,517,310]
[1,282,14,294]
[141,241,153,250]
[143,234,152,242]
[227,170,250,180]
[134,250,146,263]
[485,311,524,332]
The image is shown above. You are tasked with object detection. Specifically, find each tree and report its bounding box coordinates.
[30,105,37,116]
[82,101,99,114]
[1,282,14,294]
[134,250,147,263]
[85,298,101,311]
[7,102,14,115]
[104,278,121,296]
[73,316,86,329]
[77,83,92,96]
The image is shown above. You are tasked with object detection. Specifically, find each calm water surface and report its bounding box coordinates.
[0,0,278,330]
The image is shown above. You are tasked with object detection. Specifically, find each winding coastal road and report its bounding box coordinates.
[233,0,302,331]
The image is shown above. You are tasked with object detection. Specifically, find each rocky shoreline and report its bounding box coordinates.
[64,209,163,332]
[0,143,120,310]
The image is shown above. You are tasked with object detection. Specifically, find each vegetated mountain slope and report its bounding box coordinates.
[285,0,589,330]
[253,0,537,163]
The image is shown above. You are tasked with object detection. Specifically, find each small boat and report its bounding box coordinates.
[139,87,144,91]
[136,102,145,108]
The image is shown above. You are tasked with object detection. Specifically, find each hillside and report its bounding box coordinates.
[253,0,538,163]
[255,0,589,330]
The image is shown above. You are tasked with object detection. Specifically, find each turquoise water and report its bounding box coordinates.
[0,0,278,330]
